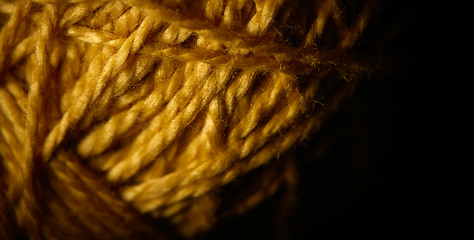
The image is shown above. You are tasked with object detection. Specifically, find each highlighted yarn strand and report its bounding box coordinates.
[42,15,158,161]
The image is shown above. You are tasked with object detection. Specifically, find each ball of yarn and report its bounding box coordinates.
[0,0,376,239]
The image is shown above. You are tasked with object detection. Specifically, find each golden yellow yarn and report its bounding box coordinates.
[0,0,375,239]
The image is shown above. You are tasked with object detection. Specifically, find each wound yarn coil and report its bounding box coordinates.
[0,0,375,239]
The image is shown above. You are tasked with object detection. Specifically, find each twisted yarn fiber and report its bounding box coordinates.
[0,0,375,239]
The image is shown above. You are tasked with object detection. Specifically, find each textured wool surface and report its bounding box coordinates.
[0,0,378,239]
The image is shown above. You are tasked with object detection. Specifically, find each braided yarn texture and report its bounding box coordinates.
[0,0,375,239]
